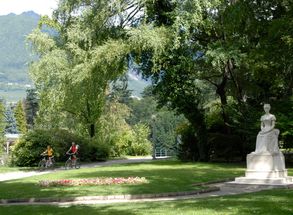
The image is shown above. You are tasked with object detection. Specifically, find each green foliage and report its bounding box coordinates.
[12,129,52,166]
[272,98,293,151]
[176,123,199,161]
[27,0,143,138]
[51,130,110,162]
[127,87,187,155]
[127,0,293,161]
[4,105,18,134]
[99,101,132,157]
[127,123,152,156]
[127,96,157,126]
[11,129,110,166]
[24,89,39,129]
[99,97,152,156]
[0,100,6,151]
[152,108,187,150]
[14,101,27,134]
[83,139,110,161]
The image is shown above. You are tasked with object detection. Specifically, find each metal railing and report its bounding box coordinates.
[154,148,172,158]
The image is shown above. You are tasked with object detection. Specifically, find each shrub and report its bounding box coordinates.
[127,124,152,156]
[176,123,199,161]
[81,137,110,161]
[12,129,53,166]
[12,129,110,166]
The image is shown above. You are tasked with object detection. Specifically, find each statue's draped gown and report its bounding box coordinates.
[255,114,280,153]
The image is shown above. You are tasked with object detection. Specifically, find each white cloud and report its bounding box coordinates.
[0,0,58,16]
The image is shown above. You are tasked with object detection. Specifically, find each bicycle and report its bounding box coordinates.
[64,152,80,169]
[38,153,55,170]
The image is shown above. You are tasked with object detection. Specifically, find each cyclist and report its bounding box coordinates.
[66,142,79,165]
[41,145,54,167]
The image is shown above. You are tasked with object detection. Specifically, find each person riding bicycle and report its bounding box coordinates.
[41,145,54,167]
[66,142,79,165]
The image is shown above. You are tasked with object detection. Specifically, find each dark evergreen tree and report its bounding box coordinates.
[0,100,6,149]
[24,89,39,129]
[5,105,18,134]
[14,100,27,134]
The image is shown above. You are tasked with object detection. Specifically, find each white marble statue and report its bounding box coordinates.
[255,104,280,153]
[232,103,293,185]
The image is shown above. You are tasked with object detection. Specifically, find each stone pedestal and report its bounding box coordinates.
[234,151,293,185]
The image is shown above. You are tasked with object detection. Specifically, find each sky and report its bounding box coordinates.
[0,0,58,16]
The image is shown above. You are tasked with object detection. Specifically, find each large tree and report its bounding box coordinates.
[28,0,148,137]
[131,0,293,160]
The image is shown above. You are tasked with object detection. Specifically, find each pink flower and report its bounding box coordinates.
[38,177,148,187]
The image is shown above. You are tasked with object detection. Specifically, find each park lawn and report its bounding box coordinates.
[0,166,35,173]
[0,188,292,215]
[0,160,246,199]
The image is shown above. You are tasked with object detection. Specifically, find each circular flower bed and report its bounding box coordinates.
[39,177,148,187]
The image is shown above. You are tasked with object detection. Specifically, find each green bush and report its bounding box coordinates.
[127,124,152,156]
[102,123,151,157]
[12,129,110,166]
[81,137,110,161]
[108,130,132,157]
[12,129,53,166]
[176,123,199,161]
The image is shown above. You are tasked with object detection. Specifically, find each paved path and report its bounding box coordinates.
[0,170,50,182]
[0,157,153,182]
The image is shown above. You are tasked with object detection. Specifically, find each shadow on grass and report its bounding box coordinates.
[0,189,292,215]
[0,204,138,215]
[0,161,246,200]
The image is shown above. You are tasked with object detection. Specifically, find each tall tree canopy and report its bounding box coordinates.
[131,0,293,160]
[28,0,148,137]
[27,0,292,160]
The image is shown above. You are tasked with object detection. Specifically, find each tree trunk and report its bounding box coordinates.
[89,123,95,138]
[215,71,231,134]
[189,112,209,162]
[196,125,209,161]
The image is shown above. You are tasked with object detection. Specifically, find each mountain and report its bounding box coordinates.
[0,11,40,83]
[0,11,148,101]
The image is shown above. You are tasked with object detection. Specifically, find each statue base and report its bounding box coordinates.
[233,151,293,185]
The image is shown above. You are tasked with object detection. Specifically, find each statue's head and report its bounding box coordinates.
[263,104,271,113]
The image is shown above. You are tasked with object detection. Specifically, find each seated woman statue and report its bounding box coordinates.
[255,104,280,153]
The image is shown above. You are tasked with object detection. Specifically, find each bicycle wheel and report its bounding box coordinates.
[65,159,72,170]
[38,160,46,170]
[74,158,80,169]
[49,158,55,168]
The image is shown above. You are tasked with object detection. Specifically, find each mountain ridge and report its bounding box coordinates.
[0,11,148,101]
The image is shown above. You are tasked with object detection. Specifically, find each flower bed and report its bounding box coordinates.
[39,177,148,187]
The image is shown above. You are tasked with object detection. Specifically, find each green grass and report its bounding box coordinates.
[0,166,35,173]
[0,160,246,199]
[0,189,292,214]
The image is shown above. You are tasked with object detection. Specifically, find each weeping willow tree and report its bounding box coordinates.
[28,1,140,137]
